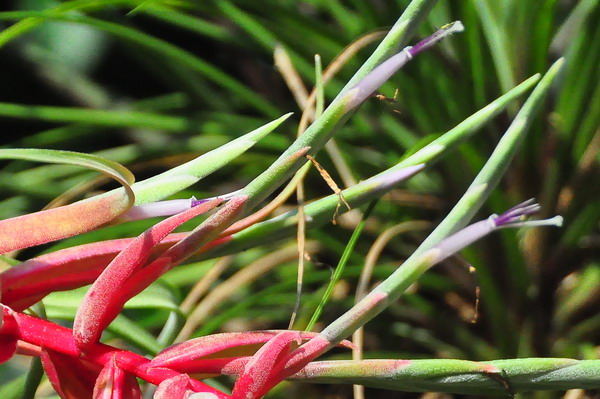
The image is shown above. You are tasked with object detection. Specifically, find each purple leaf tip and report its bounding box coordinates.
[408,21,465,57]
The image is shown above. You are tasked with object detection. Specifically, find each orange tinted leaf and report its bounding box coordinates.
[0,149,135,253]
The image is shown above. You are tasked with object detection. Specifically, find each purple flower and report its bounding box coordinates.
[431,199,562,263]
[123,191,241,221]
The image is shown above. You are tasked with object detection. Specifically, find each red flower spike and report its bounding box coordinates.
[1,306,228,397]
[93,354,141,399]
[41,349,101,399]
[0,231,230,310]
[104,196,249,327]
[74,199,223,351]
[232,331,301,399]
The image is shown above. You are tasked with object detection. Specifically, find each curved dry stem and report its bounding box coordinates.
[274,44,310,114]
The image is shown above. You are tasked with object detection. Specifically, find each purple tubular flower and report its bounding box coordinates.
[492,198,540,225]
[345,21,464,109]
[123,191,241,221]
[430,199,562,264]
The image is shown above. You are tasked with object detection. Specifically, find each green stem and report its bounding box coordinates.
[294,358,600,394]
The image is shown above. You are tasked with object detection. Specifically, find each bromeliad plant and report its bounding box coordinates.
[1,1,599,398]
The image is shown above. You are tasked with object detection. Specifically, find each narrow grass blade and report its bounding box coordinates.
[0,10,278,116]
[476,0,517,94]
[0,102,190,131]
[305,201,377,331]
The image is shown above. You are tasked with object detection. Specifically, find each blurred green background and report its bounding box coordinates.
[0,1,599,398]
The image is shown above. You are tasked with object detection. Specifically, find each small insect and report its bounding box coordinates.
[375,88,402,113]
[375,88,399,102]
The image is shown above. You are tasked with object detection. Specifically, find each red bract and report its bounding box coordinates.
[0,299,363,398]
[232,331,301,399]
[76,196,248,350]
[154,375,223,399]
[93,355,142,399]
[0,232,232,311]
[0,305,230,397]
[152,331,354,373]
[0,335,17,363]
[41,350,101,399]
[73,198,223,351]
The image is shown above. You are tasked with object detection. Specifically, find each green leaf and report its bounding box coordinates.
[293,358,600,394]
[201,74,540,260]
[0,9,279,116]
[130,113,291,205]
[304,59,564,353]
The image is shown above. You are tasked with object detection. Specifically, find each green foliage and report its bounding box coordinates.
[0,0,598,397]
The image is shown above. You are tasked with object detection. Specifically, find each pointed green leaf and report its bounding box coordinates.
[131,114,291,205]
